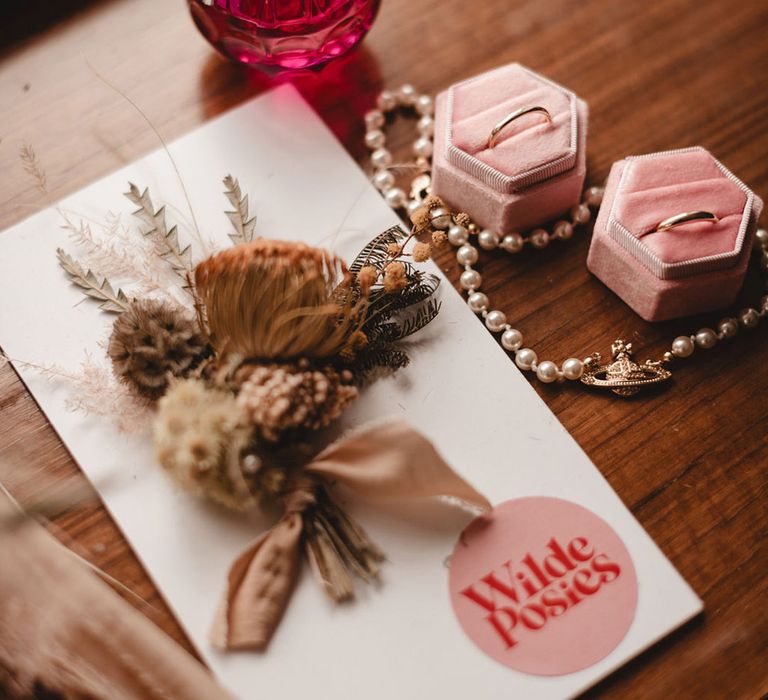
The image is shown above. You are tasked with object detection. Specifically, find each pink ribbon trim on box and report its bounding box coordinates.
[209,420,491,651]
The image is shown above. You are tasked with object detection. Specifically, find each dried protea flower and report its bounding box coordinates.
[194,239,364,361]
[237,363,358,442]
[108,298,208,400]
[154,378,254,510]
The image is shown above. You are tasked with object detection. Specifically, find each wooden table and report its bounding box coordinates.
[1,1,766,697]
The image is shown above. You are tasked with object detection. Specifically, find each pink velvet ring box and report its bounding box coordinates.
[587,147,763,322]
[431,63,588,233]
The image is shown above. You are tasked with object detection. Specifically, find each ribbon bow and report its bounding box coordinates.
[210,420,490,651]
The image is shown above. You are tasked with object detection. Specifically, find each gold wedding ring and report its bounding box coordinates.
[650,211,720,235]
[486,106,553,149]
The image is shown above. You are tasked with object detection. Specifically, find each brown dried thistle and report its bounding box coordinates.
[108,298,209,400]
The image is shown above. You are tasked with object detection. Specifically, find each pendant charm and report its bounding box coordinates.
[580,339,671,397]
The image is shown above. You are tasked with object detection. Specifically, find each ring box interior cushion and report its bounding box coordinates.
[432,63,588,233]
[587,147,763,322]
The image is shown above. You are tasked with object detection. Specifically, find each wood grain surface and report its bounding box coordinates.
[1,1,766,698]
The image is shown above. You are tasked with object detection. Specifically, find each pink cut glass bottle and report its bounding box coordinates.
[189,0,381,71]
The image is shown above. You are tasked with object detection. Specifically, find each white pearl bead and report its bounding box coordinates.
[756,228,768,247]
[761,251,768,271]
[694,328,717,349]
[417,115,434,136]
[384,187,406,209]
[478,229,499,250]
[536,360,559,383]
[364,110,385,130]
[501,328,523,351]
[530,228,549,249]
[372,169,395,192]
[761,295,768,313]
[429,207,452,229]
[585,186,604,207]
[468,292,488,313]
[398,83,417,106]
[371,148,393,168]
[460,269,482,290]
[671,336,694,358]
[739,307,759,328]
[447,224,469,246]
[485,310,507,332]
[571,203,591,224]
[553,220,573,240]
[416,94,434,115]
[501,232,524,253]
[717,318,739,338]
[515,348,538,370]
[406,199,422,218]
[413,136,433,158]
[562,357,584,380]
[456,245,479,266]
[376,90,397,112]
[364,129,385,150]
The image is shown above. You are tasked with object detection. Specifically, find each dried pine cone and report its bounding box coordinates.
[108,298,207,400]
[155,378,254,510]
[237,363,358,442]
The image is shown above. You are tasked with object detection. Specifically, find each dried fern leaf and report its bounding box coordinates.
[124,183,193,283]
[56,248,130,313]
[354,347,410,376]
[393,298,442,339]
[349,226,407,273]
[223,175,257,245]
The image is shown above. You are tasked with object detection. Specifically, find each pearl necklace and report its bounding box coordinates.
[364,85,768,396]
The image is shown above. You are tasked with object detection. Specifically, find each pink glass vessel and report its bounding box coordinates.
[189,0,381,71]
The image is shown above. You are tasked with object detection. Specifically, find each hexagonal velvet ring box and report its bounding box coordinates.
[587,147,763,322]
[432,63,588,233]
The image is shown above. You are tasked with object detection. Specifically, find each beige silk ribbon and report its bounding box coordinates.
[210,420,491,651]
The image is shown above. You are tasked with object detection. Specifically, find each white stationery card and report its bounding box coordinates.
[0,85,701,699]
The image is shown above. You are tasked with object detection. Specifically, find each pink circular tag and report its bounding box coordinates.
[448,497,637,676]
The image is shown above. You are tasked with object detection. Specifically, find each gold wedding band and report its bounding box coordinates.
[486,106,553,149]
[650,211,720,235]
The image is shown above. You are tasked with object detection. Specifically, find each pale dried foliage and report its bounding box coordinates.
[56,249,130,314]
[20,352,154,434]
[223,175,257,245]
[125,183,193,287]
[19,143,47,194]
[60,212,168,296]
